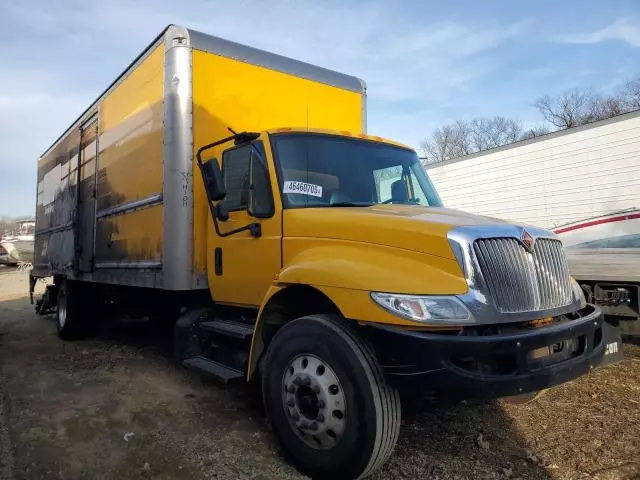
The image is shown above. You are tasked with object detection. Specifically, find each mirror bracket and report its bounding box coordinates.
[196,131,264,240]
[214,202,229,222]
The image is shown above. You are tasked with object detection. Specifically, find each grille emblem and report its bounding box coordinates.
[521,230,534,252]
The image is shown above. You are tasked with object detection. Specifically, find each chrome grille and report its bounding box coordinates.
[473,238,572,313]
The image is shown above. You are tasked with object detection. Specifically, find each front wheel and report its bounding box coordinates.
[262,315,401,479]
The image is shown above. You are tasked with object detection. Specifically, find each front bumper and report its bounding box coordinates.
[366,304,605,399]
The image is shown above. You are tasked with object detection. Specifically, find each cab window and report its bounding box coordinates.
[222,142,266,211]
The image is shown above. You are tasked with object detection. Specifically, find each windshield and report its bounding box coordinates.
[272,133,443,209]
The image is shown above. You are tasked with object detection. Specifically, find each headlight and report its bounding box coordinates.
[570,277,587,309]
[370,292,473,323]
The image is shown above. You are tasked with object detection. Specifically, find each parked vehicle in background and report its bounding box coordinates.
[1,218,35,265]
[427,110,640,335]
[1,235,34,265]
[554,209,640,335]
[30,25,611,479]
[0,242,14,266]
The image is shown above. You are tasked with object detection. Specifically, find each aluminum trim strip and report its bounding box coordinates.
[96,193,163,219]
[361,84,368,133]
[163,25,194,290]
[35,221,74,236]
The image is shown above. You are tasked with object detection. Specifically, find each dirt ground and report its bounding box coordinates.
[0,266,638,480]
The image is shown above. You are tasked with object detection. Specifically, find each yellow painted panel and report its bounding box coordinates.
[97,45,164,211]
[192,49,364,277]
[95,206,163,263]
[283,207,459,260]
[280,237,466,295]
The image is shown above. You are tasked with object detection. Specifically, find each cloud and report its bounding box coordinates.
[555,18,640,47]
[0,0,528,215]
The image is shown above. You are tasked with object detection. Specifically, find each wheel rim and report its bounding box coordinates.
[282,354,347,450]
[58,287,67,329]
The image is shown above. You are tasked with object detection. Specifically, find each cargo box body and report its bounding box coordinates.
[34,25,366,291]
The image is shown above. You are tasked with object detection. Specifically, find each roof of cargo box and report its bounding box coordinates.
[187,27,365,93]
[41,24,366,157]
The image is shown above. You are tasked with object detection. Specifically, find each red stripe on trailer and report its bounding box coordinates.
[554,212,640,234]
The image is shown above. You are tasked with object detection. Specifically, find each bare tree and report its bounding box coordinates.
[520,125,551,140]
[423,116,527,163]
[420,121,472,164]
[423,74,640,160]
[620,76,640,111]
[468,118,491,152]
[592,95,626,119]
[534,89,596,128]
[534,87,630,129]
[469,117,522,150]
[422,116,527,163]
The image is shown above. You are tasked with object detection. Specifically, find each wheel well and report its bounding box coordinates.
[249,285,342,378]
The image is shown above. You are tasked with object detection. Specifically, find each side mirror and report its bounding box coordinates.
[201,159,226,201]
[214,201,229,221]
[247,151,274,218]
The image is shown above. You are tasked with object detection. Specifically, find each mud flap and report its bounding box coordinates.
[598,317,624,367]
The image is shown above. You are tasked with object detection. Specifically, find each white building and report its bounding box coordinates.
[426,110,640,230]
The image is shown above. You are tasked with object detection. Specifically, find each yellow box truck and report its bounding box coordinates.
[32,25,607,479]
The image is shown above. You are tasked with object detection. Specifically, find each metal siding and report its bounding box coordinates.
[98,45,164,211]
[95,205,163,264]
[35,44,165,282]
[94,44,165,269]
[565,248,640,282]
[427,114,640,230]
[191,50,364,278]
[35,126,82,273]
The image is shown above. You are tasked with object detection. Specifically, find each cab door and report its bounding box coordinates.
[208,140,282,307]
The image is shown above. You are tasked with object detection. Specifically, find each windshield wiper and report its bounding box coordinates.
[328,202,374,207]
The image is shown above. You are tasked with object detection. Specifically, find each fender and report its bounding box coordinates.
[277,240,466,295]
[246,241,468,378]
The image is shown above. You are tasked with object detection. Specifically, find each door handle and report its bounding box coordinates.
[215,247,223,276]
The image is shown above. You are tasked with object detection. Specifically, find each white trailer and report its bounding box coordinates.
[426,110,640,331]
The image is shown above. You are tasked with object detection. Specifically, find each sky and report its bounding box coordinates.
[0,0,638,217]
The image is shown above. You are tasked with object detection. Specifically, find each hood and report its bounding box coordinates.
[283,205,507,260]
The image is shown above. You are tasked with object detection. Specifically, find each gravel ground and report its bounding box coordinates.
[0,266,638,480]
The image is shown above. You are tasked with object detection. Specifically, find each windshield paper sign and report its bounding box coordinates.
[283,181,323,198]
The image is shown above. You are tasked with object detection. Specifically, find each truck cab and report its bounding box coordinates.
[190,126,604,478]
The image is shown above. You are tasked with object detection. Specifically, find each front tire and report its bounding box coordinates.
[262,315,401,479]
